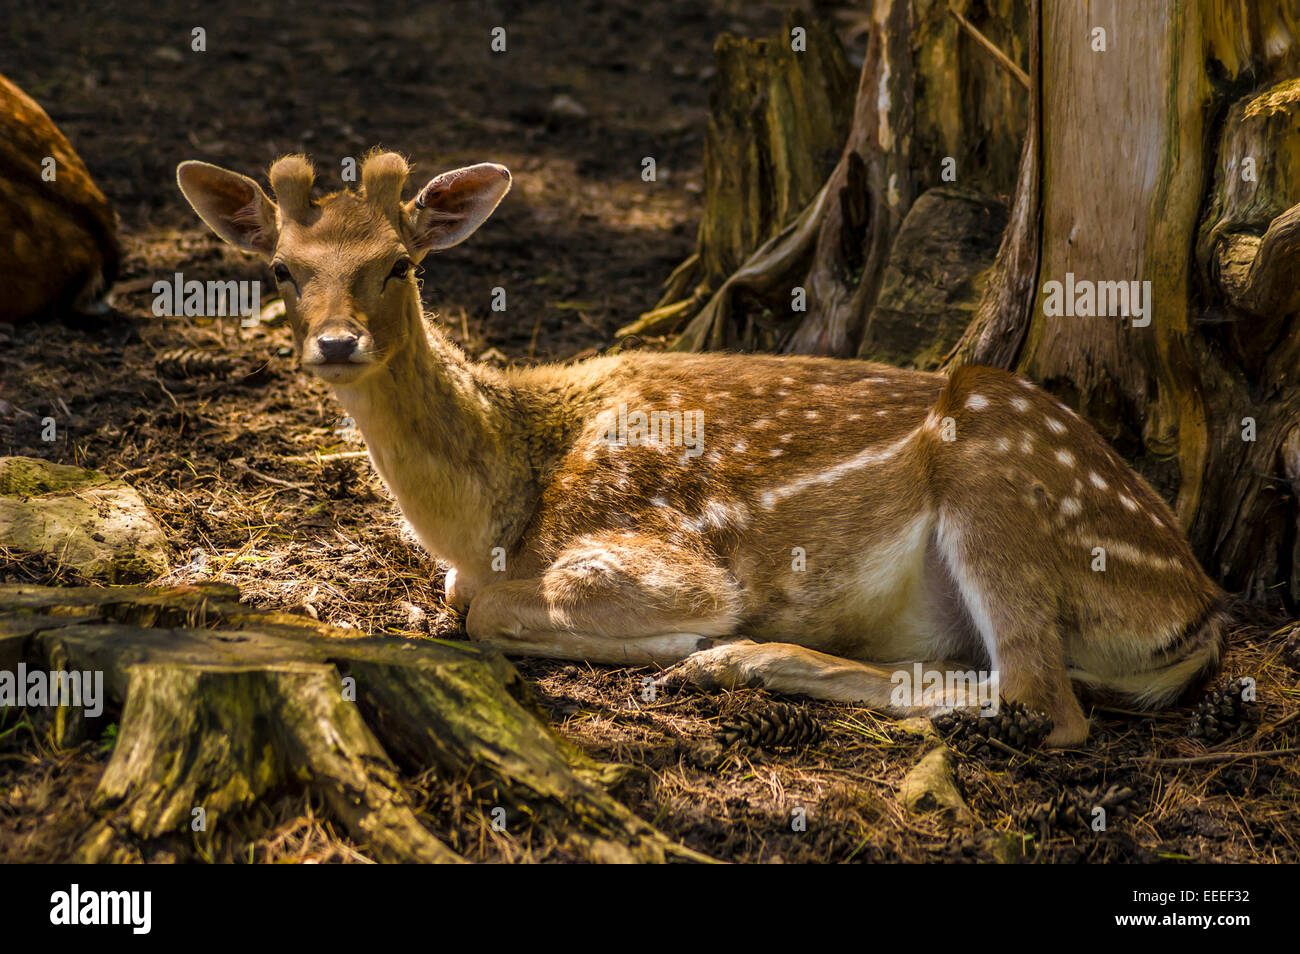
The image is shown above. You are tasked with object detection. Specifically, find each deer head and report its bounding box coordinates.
[176,152,510,385]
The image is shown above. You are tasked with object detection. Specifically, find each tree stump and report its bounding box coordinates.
[0,582,709,863]
[619,12,854,343]
[858,187,1007,368]
[667,0,1029,356]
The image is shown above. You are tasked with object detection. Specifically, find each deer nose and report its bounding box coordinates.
[316,334,359,362]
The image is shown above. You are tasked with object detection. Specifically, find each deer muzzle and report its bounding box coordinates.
[302,325,375,382]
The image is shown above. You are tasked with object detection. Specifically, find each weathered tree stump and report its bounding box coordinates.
[619,12,853,343]
[858,187,1007,369]
[0,582,709,863]
[668,0,1029,356]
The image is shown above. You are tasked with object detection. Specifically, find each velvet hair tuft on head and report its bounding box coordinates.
[361,151,411,222]
[268,154,316,223]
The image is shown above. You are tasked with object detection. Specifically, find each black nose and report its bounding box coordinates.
[317,334,358,362]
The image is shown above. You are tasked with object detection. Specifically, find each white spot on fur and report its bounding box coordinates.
[1089,471,1108,490]
[760,428,919,507]
[1055,449,1075,467]
[1011,397,1030,412]
[1045,416,1066,435]
[965,393,989,410]
[733,440,749,453]
[1061,497,1082,517]
[1078,535,1185,572]
[1119,494,1139,512]
[682,499,750,533]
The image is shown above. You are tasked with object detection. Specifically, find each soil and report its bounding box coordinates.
[2,0,1298,864]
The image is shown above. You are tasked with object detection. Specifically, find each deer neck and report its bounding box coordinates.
[330,304,527,574]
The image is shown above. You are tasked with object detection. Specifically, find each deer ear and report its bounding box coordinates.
[403,163,510,254]
[177,161,279,255]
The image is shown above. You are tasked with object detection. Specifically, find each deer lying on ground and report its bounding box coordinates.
[177,151,1227,746]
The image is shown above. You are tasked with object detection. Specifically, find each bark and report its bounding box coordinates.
[620,12,853,342]
[670,0,1029,357]
[0,582,709,863]
[860,186,1007,370]
[944,0,1042,370]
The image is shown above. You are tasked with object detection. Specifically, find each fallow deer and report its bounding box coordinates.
[177,151,1227,747]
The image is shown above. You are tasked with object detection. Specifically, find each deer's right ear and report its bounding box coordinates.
[177,161,279,256]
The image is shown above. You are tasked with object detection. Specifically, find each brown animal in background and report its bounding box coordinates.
[0,73,119,321]
[177,150,1227,746]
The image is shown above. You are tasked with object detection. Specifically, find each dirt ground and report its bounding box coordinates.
[2,0,1299,864]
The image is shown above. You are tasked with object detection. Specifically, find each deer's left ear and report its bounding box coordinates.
[403,163,511,255]
[177,161,279,256]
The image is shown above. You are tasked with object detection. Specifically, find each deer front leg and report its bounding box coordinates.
[465,534,742,666]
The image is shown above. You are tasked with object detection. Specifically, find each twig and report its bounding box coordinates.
[282,451,370,464]
[1088,703,1183,721]
[985,736,1034,759]
[230,460,311,490]
[948,4,1031,90]
[1124,746,1300,768]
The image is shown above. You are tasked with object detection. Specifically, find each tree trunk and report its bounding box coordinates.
[0,582,710,863]
[951,1,1300,604]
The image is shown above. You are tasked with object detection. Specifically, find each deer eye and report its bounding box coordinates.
[388,257,413,282]
[271,262,294,286]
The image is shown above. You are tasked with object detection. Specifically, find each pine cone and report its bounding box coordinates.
[1187,675,1255,742]
[1024,784,1134,836]
[1282,625,1300,673]
[931,700,1053,756]
[715,701,824,749]
[154,347,232,379]
[318,457,361,500]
